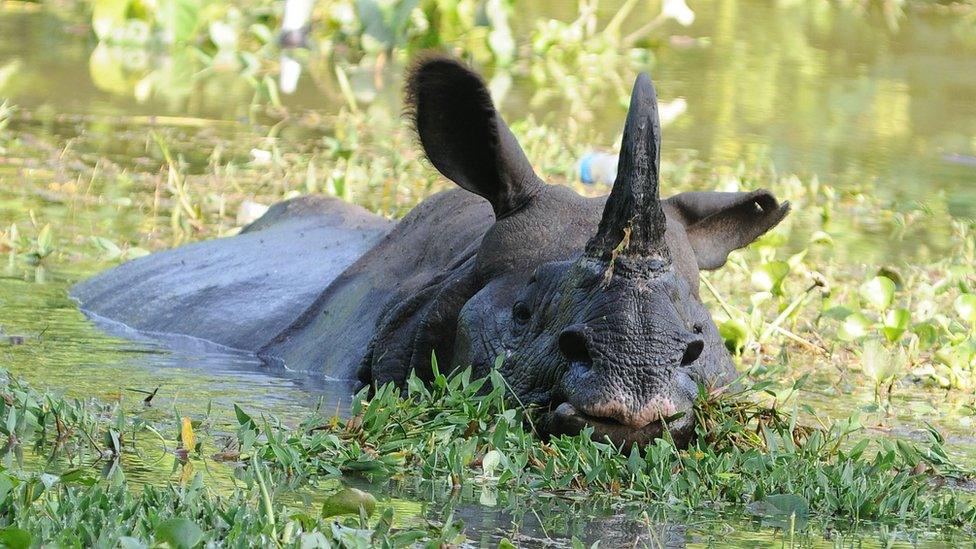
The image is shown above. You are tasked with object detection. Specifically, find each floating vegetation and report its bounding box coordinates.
[0,365,973,546]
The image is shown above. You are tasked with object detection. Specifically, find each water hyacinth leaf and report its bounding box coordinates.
[748,493,810,529]
[860,276,896,310]
[34,223,54,258]
[764,493,809,518]
[59,469,97,486]
[876,267,904,289]
[4,407,15,436]
[92,0,131,41]
[954,294,976,325]
[751,260,789,295]
[860,339,904,384]
[118,536,148,549]
[0,474,13,502]
[482,449,502,477]
[155,518,203,549]
[91,236,123,260]
[321,487,377,518]
[158,0,201,44]
[39,473,59,490]
[0,528,31,549]
[822,306,852,320]
[88,44,132,95]
[809,230,833,245]
[127,247,151,259]
[839,312,872,341]
[882,308,911,342]
[719,318,749,353]
[296,531,330,548]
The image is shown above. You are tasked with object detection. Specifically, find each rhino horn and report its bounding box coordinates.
[585,73,670,265]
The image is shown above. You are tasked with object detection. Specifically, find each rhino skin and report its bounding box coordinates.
[73,55,790,449]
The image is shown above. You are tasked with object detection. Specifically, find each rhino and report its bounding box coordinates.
[73,56,790,448]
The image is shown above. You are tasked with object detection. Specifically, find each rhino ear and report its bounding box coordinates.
[406,55,542,217]
[665,190,791,270]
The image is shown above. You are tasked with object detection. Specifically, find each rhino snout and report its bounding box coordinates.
[549,324,704,447]
[547,398,697,451]
[557,324,593,369]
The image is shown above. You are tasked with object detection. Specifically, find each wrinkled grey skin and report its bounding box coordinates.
[73,56,789,449]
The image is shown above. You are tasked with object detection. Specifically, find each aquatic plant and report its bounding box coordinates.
[0,364,973,546]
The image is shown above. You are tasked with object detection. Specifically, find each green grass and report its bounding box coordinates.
[0,363,973,546]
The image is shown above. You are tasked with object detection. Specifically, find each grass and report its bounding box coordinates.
[0,363,973,546]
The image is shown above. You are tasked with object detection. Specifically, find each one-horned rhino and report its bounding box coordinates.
[73,56,790,448]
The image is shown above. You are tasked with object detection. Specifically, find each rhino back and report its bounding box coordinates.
[258,189,493,378]
[71,196,393,353]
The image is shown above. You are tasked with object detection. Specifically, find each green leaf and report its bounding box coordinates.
[482,449,502,476]
[860,276,896,310]
[860,339,905,384]
[35,223,54,258]
[954,294,976,325]
[234,404,256,430]
[60,469,97,486]
[118,537,149,549]
[763,494,809,518]
[0,528,31,549]
[719,319,749,354]
[839,312,872,341]
[751,260,789,295]
[158,0,201,44]
[126,247,151,259]
[91,236,122,260]
[0,474,13,502]
[881,308,910,342]
[92,0,131,40]
[155,518,204,549]
[912,322,940,349]
[208,20,237,51]
[321,487,377,518]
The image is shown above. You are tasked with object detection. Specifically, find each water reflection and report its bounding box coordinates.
[2,1,973,216]
[0,266,358,427]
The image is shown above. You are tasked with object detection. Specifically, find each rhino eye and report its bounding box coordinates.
[512,301,532,323]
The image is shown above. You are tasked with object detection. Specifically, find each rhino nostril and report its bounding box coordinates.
[680,338,704,366]
[558,326,592,367]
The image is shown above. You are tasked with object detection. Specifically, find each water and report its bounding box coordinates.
[1,0,975,545]
[5,2,974,214]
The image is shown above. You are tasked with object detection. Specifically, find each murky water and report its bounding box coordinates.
[1,0,975,545]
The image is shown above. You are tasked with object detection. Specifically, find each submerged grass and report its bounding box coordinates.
[1,363,973,546]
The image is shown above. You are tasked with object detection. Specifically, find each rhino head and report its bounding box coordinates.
[366,57,790,449]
